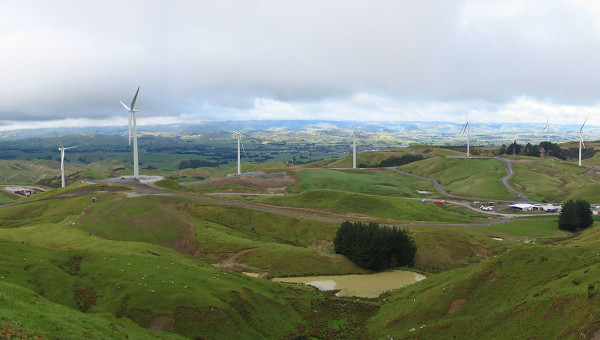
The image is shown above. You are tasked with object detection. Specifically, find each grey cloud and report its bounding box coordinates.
[1,1,600,125]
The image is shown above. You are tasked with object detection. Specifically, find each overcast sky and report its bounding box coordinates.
[2,0,600,130]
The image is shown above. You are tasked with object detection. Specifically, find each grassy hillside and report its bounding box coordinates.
[287,168,437,197]
[369,243,600,339]
[259,189,487,223]
[0,280,184,339]
[401,156,517,199]
[511,158,600,202]
[408,226,508,272]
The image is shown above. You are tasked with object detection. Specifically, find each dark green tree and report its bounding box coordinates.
[333,221,417,271]
[506,141,522,156]
[558,199,593,232]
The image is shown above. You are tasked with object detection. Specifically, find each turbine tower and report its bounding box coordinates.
[347,115,357,169]
[579,117,588,167]
[541,116,551,143]
[55,133,76,188]
[459,110,470,158]
[120,87,141,179]
[233,128,245,175]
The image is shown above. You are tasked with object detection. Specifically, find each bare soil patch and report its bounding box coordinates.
[201,171,297,194]
[447,298,467,314]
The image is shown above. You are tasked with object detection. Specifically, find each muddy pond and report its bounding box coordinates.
[273,270,425,298]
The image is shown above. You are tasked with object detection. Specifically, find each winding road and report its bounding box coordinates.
[0,159,549,229]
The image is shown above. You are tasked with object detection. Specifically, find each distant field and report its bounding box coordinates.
[511,159,600,202]
[400,156,517,199]
[287,168,437,197]
[259,189,487,223]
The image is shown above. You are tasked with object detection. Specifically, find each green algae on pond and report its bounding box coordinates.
[273,270,425,298]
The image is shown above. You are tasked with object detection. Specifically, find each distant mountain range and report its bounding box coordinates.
[2,120,599,146]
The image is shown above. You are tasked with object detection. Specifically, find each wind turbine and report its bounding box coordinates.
[232,128,246,175]
[541,116,551,143]
[55,133,76,188]
[120,87,141,179]
[459,110,470,158]
[347,115,357,169]
[579,117,588,167]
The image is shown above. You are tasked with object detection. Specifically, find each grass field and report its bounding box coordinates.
[511,159,600,202]
[287,168,437,197]
[258,189,487,223]
[400,156,517,199]
[0,280,184,340]
[4,162,600,338]
[368,244,600,339]
[476,216,565,238]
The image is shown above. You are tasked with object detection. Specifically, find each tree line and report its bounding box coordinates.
[499,141,568,160]
[333,221,417,271]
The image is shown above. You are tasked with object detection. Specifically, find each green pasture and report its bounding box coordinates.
[287,168,437,197]
[511,159,600,202]
[476,216,564,238]
[259,189,487,223]
[369,245,600,339]
[0,239,316,339]
[406,226,509,272]
[0,280,184,340]
[400,156,516,199]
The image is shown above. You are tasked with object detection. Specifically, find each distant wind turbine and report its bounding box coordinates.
[120,87,141,179]
[347,115,357,169]
[55,133,76,188]
[579,117,588,167]
[459,110,470,158]
[541,116,551,143]
[232,128,246,175]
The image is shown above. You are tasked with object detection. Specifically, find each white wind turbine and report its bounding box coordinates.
[120,87,141,179]
[55,133,76,188]
[459,110,470,158]
[347,115,357,169]
[579,117,588,167]
[541,115,551,143]
[232,128,246,175]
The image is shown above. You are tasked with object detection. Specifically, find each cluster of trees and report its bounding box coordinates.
[558,199,594,232]
[333,221,417,271]
[499,141,567,160]
[361,154,424,168]
[177,159,217,169]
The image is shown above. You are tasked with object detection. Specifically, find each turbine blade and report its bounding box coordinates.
[55,132,64,148]
[240,136,247,158]
[581,117,588,131]
[120,101,131,112]
[346,130,355,141]
[130,86,140,110]
[348,114,355,130]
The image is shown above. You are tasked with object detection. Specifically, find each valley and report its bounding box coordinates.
[0,130,599,339]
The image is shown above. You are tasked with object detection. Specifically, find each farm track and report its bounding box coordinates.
[0,171,552,229]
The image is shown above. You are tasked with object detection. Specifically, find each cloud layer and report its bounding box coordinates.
[2,0,600,128]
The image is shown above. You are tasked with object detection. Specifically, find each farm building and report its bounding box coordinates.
[509,203,535,211]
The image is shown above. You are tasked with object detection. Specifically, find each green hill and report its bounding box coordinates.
[369,243,600,339]
[287,168,437,197]
[510,158,600,202]
[401,156,517,199]
[259,189,487,223]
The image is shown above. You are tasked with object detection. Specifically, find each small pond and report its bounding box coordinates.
[273,270,425,298]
